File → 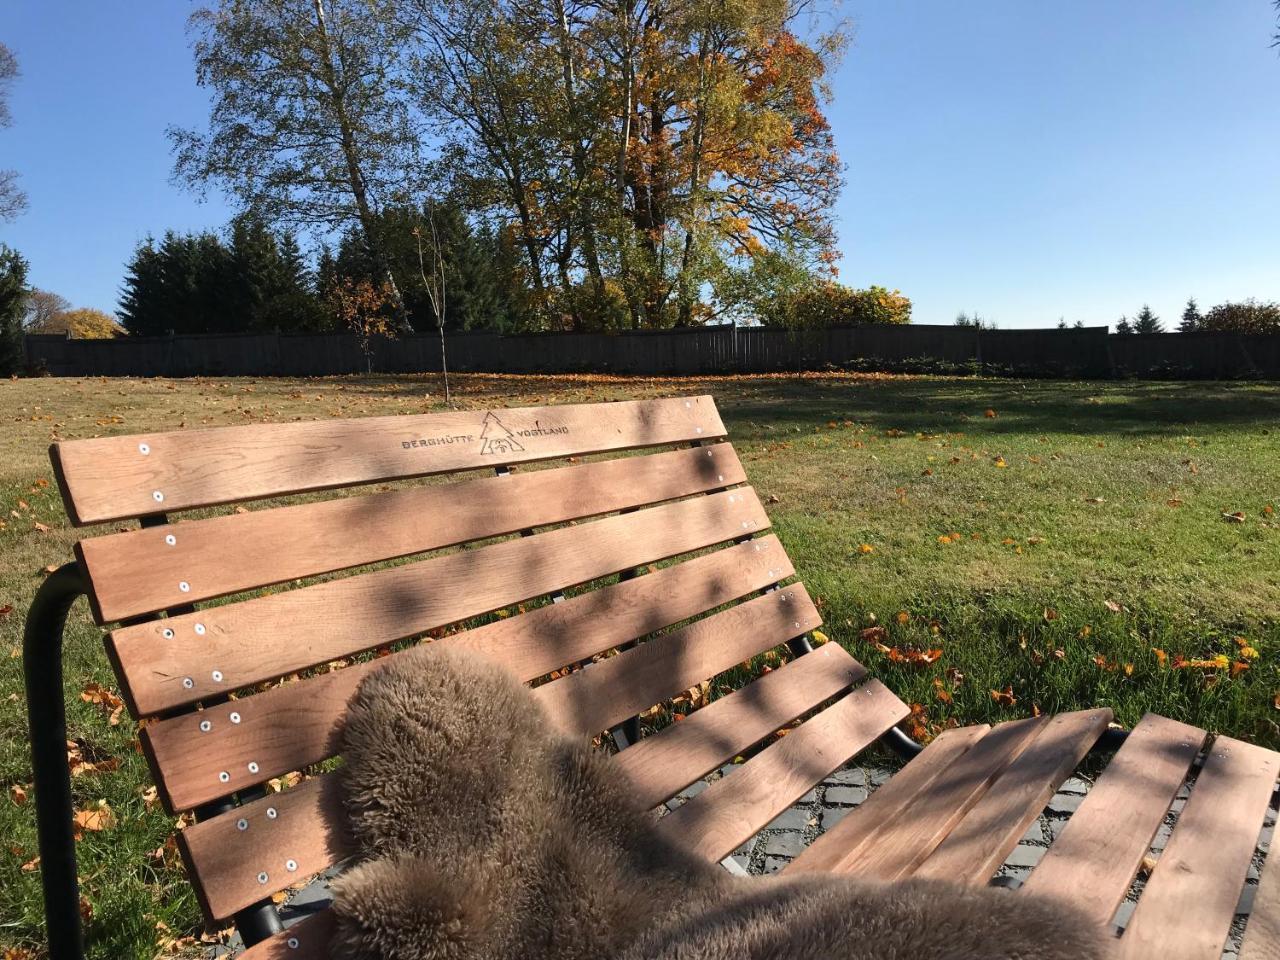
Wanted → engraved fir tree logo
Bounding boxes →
[479,412,525,456]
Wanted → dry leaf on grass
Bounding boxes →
[72,801,116,837]
[990,685,1017,707]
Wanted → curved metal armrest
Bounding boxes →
[23,561,89,960]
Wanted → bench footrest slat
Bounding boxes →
[912,708,1113,886]
[1020,712,1206,926]
[784,724,990,876]
[1118,736,1280,960]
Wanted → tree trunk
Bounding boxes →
[311,0,411,334]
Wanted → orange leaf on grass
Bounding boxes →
[990,685,1017,707]
[72,802,116,837]
[932,678,953,703]
[860,625,888,644]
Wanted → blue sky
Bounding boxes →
[1,1,1277,328]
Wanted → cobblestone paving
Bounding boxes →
[215,760,1277,958]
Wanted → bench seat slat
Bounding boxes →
[1019,712,1206,926]
[144,553,805,813]
[912,708,1113,885]
[532,585,820,738]
[236,913,335,960]
[784,724,991,876]
[177,776,351,924]
[1118,736,1280,960]
[655,680,910,863]
[80,444,747,622]
[181,644,877,923]
[54,396,725,525]
[613,644,873,810]
[111,487,770,717]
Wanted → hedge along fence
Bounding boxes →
[21,325,1280,379]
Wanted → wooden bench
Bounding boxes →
[21,395,1279,960]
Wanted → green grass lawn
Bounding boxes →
[1,372,1278,958]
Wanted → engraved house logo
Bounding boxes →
[479,412,525,456]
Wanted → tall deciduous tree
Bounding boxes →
[1202,299,1280,334]
[170,0,420,328]
[400,0,847,330]
[40,308,123,339]
[22,289,72,333]
[0,43,28,221]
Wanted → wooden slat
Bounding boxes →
[143,540,799,812]
[913,708,1112,885]
[1021,712,1206,926]
[655,680,909,862]
[1241,824,1280,960]
[532,585,820,737]
[79,444,747,622]
[181,645,874,922]
[236,913,334,960]
[836,715,1049,881]
[1119,736,1280,960]
[111,487,770,716]
[613,643,874,810]
[785,724,991,876]
[178,777,352,924]
[53,396,725,525]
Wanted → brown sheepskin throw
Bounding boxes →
[331,646,1114,960]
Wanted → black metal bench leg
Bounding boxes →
[23,561,89,960]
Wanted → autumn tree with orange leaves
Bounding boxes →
[400,0,848,330]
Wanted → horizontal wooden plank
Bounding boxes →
[237,912,334,960]
[839,716,1048,881]
[1119,736,1280,960]
[178,777,352,924]
[655,680,910,862]
[111,487,771,717]
[785,724,991,876]
[913,708,1113,885]
[79,443,747,622]
[532,585,820,737]
[1240,821,1280,960]
[1021,712,1206,926]
[612,643,874,810]
[53,395,726,525]
[142,537,796,812]
[182,646,884,924]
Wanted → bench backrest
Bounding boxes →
[52,395,902,953]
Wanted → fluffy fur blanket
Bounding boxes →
[331,646,1114,960]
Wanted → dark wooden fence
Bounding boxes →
[22,325,1280,379]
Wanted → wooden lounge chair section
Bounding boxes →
[31,394,1278,960]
